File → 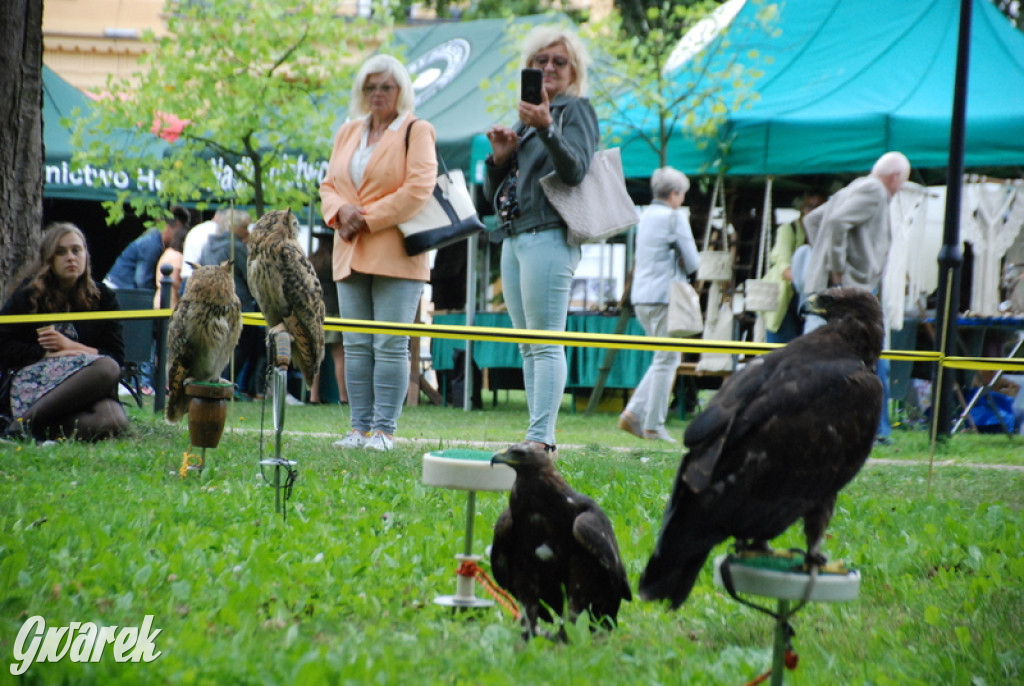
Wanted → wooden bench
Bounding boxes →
[675,361,736,419]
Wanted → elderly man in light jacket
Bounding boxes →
[804,152,911,293]
[803,151,911,443]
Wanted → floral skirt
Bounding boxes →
[10,354,103,418]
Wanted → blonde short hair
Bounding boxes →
[349,54,416,119]
[519,25,590,97]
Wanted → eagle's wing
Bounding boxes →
[573,509,632,601]
[165,301,198,423]
[681,339,871,492]
[278,240,325,383]
[490,508,515,592]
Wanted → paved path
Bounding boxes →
[230,428,1024,472]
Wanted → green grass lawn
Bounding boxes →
[1,393,1021,685]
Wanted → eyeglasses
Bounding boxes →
[363,84,397,95]
[531,55,570,69]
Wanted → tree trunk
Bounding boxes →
[0,0,44,303]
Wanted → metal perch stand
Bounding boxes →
[259,330,298,516]
[714,551,861,685]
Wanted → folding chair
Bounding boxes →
[113,288,157,408]
[952,330,1024,434]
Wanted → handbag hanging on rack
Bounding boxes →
[697,173,734,281]
[743,176,782,312]
[398,120,486,256]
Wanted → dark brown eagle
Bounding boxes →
[490,443,632,640]
[639,288,884,609]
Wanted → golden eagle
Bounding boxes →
[639,288,884,608]
[490,443,632,639]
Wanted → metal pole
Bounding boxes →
[932,0,972,440]
[771,599,789,686]
[154,263,172,413]
[463,491,476,556]
[463,232,479,411]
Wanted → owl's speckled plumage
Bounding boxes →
[247,209,325,384]
[165,263,243,423]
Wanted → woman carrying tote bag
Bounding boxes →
[618,167,699,443]
[319,54,437,453]
[482,25,600,458]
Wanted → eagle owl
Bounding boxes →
[247,209,325,384]
[165,263,243,423]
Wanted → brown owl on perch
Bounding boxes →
[247,209,325,384]
[165,263,243,423]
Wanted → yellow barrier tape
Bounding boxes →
[942,357,1024,372]
[1,310,1017,373]
[0,309,172,324]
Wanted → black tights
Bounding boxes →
[23,357,129,441]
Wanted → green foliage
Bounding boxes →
[584,1,778,172]
[0,396,1021,684]
[71,0,372,224]
[376,0,570,23]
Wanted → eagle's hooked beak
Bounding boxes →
[490,450,506,468]
[800,292,827,318]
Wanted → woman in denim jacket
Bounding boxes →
[484,26,600,457]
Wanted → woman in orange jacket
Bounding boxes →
[319,54,437,452]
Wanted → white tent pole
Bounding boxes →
[463,231,478,411]
[758,176,774,279]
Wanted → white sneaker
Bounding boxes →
[285,393,305,406]
[644,428,678,443]
[333,429,369,449]
[364,430,394,452]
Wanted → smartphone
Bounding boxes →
[521,68,543,105]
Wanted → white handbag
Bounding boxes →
[744,278,782,311]
[399,167,485,256]
[398,121,485,256]
[743,176,780,311]
[697,173,733,281]
[667,280,704,337]
[540,147,638,246]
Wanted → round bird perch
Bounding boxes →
[422,449,515,608]
[713,551,861,685]
[185,380,234,449]
[179,380,234,479]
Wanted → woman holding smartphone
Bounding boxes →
[484,26,599,457]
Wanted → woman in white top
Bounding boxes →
[618,167,700,442]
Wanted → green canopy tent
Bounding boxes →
[614,0,1024,178]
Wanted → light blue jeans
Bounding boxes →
[501,228,581,445]
[625,304,681,433]
[337,272,424,436]
[877,357,891,438]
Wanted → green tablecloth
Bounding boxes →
[430,312,653,389]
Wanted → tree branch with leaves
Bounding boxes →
[583,0,778,175]
[73,0,375,224]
